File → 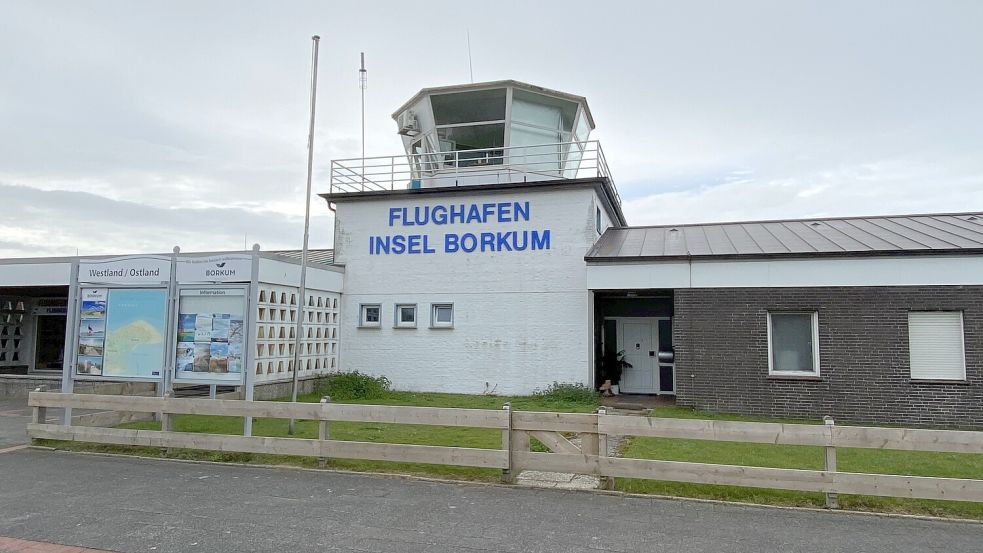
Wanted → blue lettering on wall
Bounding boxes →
[371,201,550,255]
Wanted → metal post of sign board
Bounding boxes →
[60,260,80,425]
[162,247,180,400]
[243,244,261,437]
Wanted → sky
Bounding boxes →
[1,0,982,258]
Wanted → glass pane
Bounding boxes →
[510,124,561,173]
[364,307,379,323]
[435,306,453,324]
[435,124,505,167]
[511,89,578,132]
[399,307,415,323]
[771,314,815,372]
[573,109,591,142]
[658,319,672,351]
[431,89,507,125]
[562,141,583,178]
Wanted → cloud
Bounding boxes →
[0,183,333,258]
[621,156,983,226]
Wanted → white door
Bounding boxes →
[617,319,658,394]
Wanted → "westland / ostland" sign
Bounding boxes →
[369,201,550,255]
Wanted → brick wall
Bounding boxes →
[673,286,983,429]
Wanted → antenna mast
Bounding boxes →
[466,30,474,83]
[359,52,367,183]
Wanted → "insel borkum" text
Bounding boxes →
[370,201,550,255]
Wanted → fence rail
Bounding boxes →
[26,392,983,505]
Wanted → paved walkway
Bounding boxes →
[0,398,46,449]
[1,449,980,552]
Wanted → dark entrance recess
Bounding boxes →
[34,314,66,371]
[593,290,674,393]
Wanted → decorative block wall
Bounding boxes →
[254,284,339,383]
[0,298,29,371]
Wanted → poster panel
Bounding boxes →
[75,287,167,379]
[173,287,246,384]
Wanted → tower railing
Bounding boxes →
[327,140,620,206]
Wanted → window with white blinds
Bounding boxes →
[908,311,966,380]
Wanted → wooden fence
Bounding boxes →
[26,392,983,506]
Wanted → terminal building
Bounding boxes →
[3,79,982,428]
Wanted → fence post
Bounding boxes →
[31,386,46,425]
[161,391,174,455]
[500,402,513,483]
[597,407,615,490]
[824,416,838,509]
[318,396,331,469]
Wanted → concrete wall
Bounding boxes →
[673,286,983,429]
[251,376,321,400]
[0,374,156,399]
[333,184,610,395]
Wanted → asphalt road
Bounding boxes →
[1,449,981,552]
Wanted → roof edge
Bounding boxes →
[619,210,983,231]
[585,248,983,263]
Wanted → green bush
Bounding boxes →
[315,371,391,400]
[532,381,598,404]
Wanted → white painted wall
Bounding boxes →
[334,185,612,394]
[0,261,72,286]
[586,254,983,289]
[257,257,343,292]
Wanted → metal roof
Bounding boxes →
[269,249,335,265]
[586,212,983,261]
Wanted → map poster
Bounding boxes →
[101,288,167,379]
[174,287,246,384]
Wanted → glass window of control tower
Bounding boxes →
[430,88,507,167]
[510,90,579,174]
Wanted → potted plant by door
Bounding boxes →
[599,350,632,396]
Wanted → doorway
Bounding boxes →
[34,314,66,371]
[606,317,675,395]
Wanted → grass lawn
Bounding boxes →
[37,389,598,482]
[618,405,983,520]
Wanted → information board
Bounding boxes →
[173,287,246,384]
[76,287,167,379]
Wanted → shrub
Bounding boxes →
[532,381,598,404]
[315,371,391,400]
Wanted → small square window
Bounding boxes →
[395,304,417,328]
[431,303,454,328]
[768,312,819,375]
[359,304,381,328]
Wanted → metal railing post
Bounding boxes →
[824,416,838,509]
[318,395,331,468]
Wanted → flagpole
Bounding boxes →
[288,34,320,435]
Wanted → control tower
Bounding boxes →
[328,80,609,192]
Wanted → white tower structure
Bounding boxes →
[391,80,596,188]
